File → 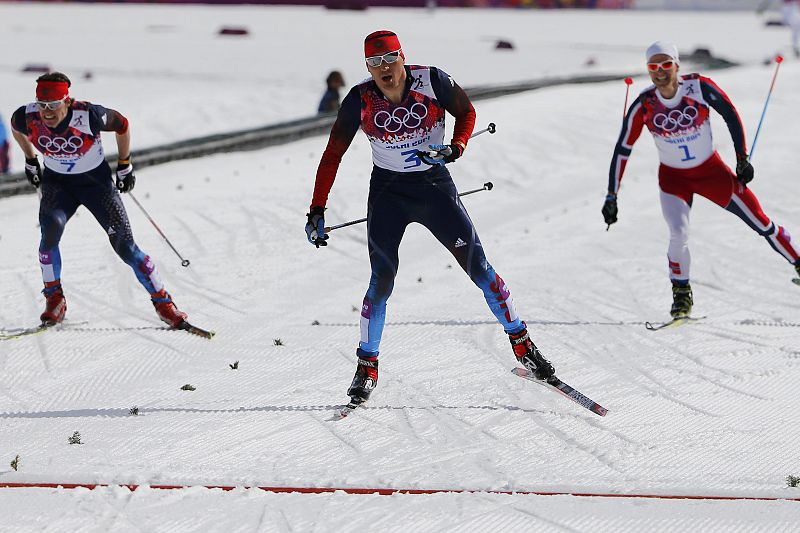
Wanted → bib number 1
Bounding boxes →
[678,144,696,162]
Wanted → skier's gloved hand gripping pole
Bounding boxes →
[604,78,632,232]
[126,192,191,267]
[731,55,782,188]
[309,123,497,242]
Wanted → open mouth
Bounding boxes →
[381,74,393,84]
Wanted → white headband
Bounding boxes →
[646,41,679,63]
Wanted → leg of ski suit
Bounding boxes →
[38,164,165,293]
[358,166,523,356]
[658,152,799,282]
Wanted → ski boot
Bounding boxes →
[347,352,379,405]
[41,281,66,326]
[508,323,555,380]
[670,280,693,319]
[151,289,188,328]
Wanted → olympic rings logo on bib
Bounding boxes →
[38,135,85,154]
[653,106,699,133]
[374,103,428,133]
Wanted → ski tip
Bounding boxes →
[330,402,360,421]
[177,321,216,339]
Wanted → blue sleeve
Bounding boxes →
[88,104,108,135]
[334,86,361,137]
[700,77,747,156]
[11,106,28,135]
[429,67,469,114]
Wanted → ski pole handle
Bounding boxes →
[324,181,494,233]
[128,192,191,267]
[622,77,633,120]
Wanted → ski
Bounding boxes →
[330,401,362,421]
[511,367,608,417]
[177,321,215,339]
[644,315,706,331]
[0,320,89,341]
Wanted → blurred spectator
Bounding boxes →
[318,71,345,114]
[0,113,9,174]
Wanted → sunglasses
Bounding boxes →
[646,60,676,72]
[366,50,401,68]
[36,98,67,111]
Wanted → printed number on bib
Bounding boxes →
[678,144,696,162]
[401,148,422,169]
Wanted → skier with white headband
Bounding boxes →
[603,41,800,321]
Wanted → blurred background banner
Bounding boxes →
[0,0,636,8]
[0,0,772,8]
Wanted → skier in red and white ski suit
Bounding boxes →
[603,41,800,318]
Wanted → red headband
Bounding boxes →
[36,81,69,101]
[365,30,402,57]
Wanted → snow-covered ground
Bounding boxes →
[2,3,800,532]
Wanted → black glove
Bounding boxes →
[25,157,42,188]
[116,159,136,193]
[417,143,463,166]
[736,154,754,185]
[305,206,328,248]
[602,194,618,226]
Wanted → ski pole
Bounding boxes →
[622,77,633,120]
[325,182,494,233]
[750,55,783,160]
[127,192,191,267]
[472,122,496,138]
[606,78,634,233]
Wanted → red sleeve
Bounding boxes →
[310,87,361,208]
[450,95,476,150]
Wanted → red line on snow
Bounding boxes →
[0,483,798,501]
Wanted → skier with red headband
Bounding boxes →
[306,30,556,409]
[603,42,800,322]
[10,72,191,329]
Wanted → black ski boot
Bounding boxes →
[670,280,693,318]
[347,356,378,405]
[508,324,555,380]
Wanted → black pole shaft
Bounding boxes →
[128,193,191,267]
[326,181,493,233]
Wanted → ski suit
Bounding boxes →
[608,74,799,282]
[311,65,523,357]
[11,102,164,294]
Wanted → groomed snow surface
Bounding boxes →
[1,4,800,532]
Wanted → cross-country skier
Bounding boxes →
[782,0,800,56]
[306,30,555,407]
[603,41,800,319]
[10,72,190,328]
